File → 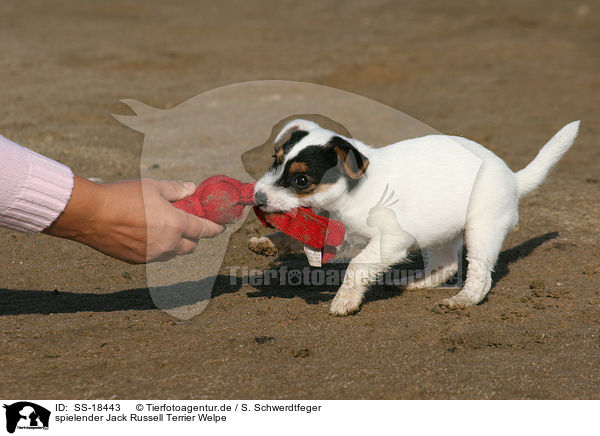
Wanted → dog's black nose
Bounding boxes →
[254,190,268,206]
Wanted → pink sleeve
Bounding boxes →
[0,135,74,233]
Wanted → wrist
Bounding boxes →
[43,175,108,243]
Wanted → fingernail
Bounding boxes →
[183,181,196,192]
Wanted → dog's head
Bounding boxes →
[254,119,370,212]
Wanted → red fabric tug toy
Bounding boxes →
[172,175,345,264]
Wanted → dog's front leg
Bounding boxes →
[248,231,303,256]
[330,237,409,316]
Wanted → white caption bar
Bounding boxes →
[0,400,597,435]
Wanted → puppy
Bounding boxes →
[252,119,580,315]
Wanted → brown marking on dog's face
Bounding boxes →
[276,144,341,198]
[286,160,317,197]
[275,148,285,165]
[289,161,309,174]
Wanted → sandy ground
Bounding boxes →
[1,0,599,399]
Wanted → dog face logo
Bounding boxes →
[3,402,50,434]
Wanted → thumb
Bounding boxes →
[154,180,197,202]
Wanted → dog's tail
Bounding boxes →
[515,121,580,198]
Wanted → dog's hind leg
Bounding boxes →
[440,210,517,309]
[406,235,462,290]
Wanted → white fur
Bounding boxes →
[255,120,580,315]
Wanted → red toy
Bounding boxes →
[172,175,345,264]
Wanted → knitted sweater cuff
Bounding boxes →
[0,135,74,233]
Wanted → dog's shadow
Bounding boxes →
[0,275,242,316]
[0,233,558,316]
[247,232,559,305]
[492,231,558,285]
[246,254,424,305]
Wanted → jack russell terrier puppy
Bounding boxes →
[251,119,580,315]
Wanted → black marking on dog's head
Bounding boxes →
[275,136,369,195]
[272,130,308,168]
[275,145,339,195]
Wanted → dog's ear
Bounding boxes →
[330,136,369,179]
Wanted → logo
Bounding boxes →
[3,402,50,434]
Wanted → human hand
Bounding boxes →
[44,176,224,263]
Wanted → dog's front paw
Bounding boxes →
[329,290,362,316]
[438,294,476,310]
[248,236,278,256]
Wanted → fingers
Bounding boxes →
[147,215,223,262]
[175,237,198,256]
[149,232,208,263]
[143,179,225,263]
[147,237,198,263]
[152,179,197,202]
[180,212,225,240]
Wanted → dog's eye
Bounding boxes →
[294,174,310,189]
